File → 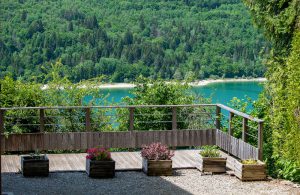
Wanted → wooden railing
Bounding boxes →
[0,104,263,160]
[216,104,264,160]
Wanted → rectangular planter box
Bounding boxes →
[86,159,115,178]
[234,160,267,181]
[199,155,227,173]
[21,155,49,177]
[142,158,172,176]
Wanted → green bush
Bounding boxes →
[117,77,212,131]
[199,145,221,158]
[276,159,300,182]
[0,61,111,133]
[243,0,300,183]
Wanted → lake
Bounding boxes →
[100,81,264,106]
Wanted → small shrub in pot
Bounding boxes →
[199,146,226,173]
[21,150,49,177]
[235,159,267,181]
[141,142,174,176]
[86,147,115,178]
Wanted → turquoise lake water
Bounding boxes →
[100,81,264,106]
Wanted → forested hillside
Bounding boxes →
[0,0,267,82]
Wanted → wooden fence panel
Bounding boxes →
[1,136,5,153]
[133,129,215,148]
[97,132,132,148]
[1,129,258,160]
[1,129,216,152]
[215,129,258,160]
[1,134,44,151]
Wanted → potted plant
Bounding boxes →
[86,147,115,178]
[199,145,226,173]
[141,142,174,176]
[21,150,49,177]
[234,159,266,181]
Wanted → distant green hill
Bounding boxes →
[0,0,268,83]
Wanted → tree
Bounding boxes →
[173,69,183,80]
[27,20,44,38]
[67,21,74,31]
[139,15,145,30]
[84,15,99,29]
[21,10,27,21]
[117,78,211,131]
[243,0,300,181]
[123,30,133,45]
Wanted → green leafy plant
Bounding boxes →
[276,159,300,183]
[241,159,258,165]
[243,0,300,183]
[199,145,221,157]
[28,149,46,160]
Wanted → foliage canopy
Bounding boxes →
[242,0,300,182]
[0,0,267,82]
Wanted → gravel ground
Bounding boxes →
[3,170,300,195]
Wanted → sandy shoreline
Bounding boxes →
[98,83,135,89]
[41,78,267,90]
[98,78,267,89]
[189,77,267,87]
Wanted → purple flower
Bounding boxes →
[141,142,174,160]
[86,147,112,161]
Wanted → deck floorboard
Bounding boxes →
[1,150,208,173]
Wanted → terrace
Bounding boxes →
[0,104,298,194]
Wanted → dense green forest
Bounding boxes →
[0,0,267,82]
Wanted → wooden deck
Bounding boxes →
[1,150,211,173]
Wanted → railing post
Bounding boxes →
[39,109,45,133]
[0,109,4,175]
[242,118,248,142]
[228,112,234,135]
[258,121,263,160]
[129,107,134,131]
[129,107,135,150]
[85,107,91,131]
[215,105,221,129]
[172,107,177,130]
[0,109,2,195]
[0,110,4,134]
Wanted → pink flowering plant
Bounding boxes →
[86,147,112,161]
[141,142,174,160]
